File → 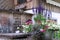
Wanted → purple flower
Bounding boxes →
[37,5,44,13]
[32,7,35,13]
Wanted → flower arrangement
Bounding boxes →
[23,19,33,33]
[33,14,51,40]
[33,14,60,40]
[34,14,46,22]
[34,14,60,32]
[47,23,60,31]
[34,14,48,32]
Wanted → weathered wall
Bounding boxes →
[0,11,32,25]
[5,0,60,13]
[0,12,14,26]
[26,0,38,9]
[21,14,32,24]
[13,14,32,24]
[0,0,14,9]
[42,3,60,13]
[26,0,60,13]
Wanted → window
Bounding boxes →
[18,0,27,4]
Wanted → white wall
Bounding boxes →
[52,12,60,24]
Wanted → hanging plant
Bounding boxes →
[34,14,47,32]
[34,14,46,22]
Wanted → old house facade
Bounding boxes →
[0,0,60,33]
[0,0,33,33]
[0,0,34,25]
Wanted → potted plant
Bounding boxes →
[32,14,53,40]
[34,14,46,22]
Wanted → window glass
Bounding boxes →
[18,0,27,4]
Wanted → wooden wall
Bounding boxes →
[26,0,38,9]
[0,11,32,25]
[42,2,60,13]
[2,0,59,13]
[0,0,14,9]
[13,14,32,24]
[26,0,60,13]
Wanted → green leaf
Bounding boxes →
[34,14,46,22]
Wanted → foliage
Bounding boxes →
[34,14,46,22]
[47,23,60,30]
